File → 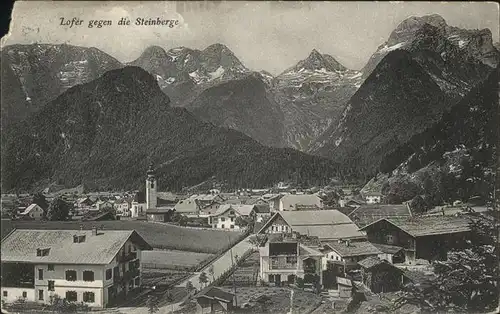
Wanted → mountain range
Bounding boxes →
[1,14,498,199]
[1,66,343,192]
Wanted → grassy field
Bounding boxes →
[10,220,243,253]
[142,268,192,287]
[142,249,213,270]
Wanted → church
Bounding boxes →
[130,164,174,222]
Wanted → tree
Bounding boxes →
[208,264,215,282]
[199,272,208,288]
[248,234,266,249]
[32,192,49,216]
[185,280,195,296]
[46,197,71,221]
[235,216,252,228]
[146,295,159,314]
[396,215,498,312]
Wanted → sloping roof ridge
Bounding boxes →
[359,218,417,237]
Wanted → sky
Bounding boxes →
[2,1,499,75]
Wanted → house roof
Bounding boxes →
[195,286,234,303]
[1,229,152,265]
[280,194,322,209]
[258,210,366,240]
[349,204,412,227]
[295,204,320,211]
[358,256,396,270]
[360,216,472,238]
[298,244,323,257]
[254,204,270,214]
[174,198,200,213]
[371,243,404,254]
[20,204,43,215]
[209,204,255,217]
[324,241,382,257]
[146,206,174,214]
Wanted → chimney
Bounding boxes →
[91,226,98,236]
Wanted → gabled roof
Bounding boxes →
[280,194,322,209]
[349,204,412,227]
[360,216,472,238]
[195,286,234,303]
[20,204,43,215]
[358,256,395,270]
[209,204,255,217]
[324,241,382,257]
[1,229,152,264]
[371,243,404,254]
[258,210,366,240]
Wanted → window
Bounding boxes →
[22,291,27,298]
[221,217,225,222]
[38,290,44,301]
[66,291,77,302]
[73,235,86,243]
[230,217,234,222]
[48,281,55,291]
[221,224,225,229]
[83,292,95,303]
[38,269,43,280]
[106,269,112,280]
[151,183,154,189]
[230,225,235,229]
[2,291,7,297]
[36,248,50,256]
[386,234,394,244]
[48,264,55,271]
[83,271,94,282]
[65,270,77,281]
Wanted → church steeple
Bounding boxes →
[146,163,157,210]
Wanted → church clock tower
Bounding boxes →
[146,163,157,210]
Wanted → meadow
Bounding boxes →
[142,249,213,270]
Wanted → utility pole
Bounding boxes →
[228,235,238,307]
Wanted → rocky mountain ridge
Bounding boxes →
[1,43,123,128]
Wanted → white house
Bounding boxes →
[1,228,152,308]
[18,204,44,220]
[96,200,114,212]
[363,192,383,204]
[278,194,323,211]
[207,204,256,230]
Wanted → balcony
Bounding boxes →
[117,251,137,263]
[270,263,297,270]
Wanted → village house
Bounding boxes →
[362,191,383,204]
[207,204,256,230]
[258,210,366,242]
[359,216,472,264]
[114,198,132,217]
[18,204,44,220]
[254,204,271,222]
[279,194,323,211]
[130,191,146,218]
[1,228,152,308]
[260,194,283,213]
[358,256,404,293]
[259,238,324,287]
[195,286,235,314]
[146,207,174,223]
[96,200,114,212]
[322,240,382,274]
[349,204,413,228]
[175,194,224,215]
